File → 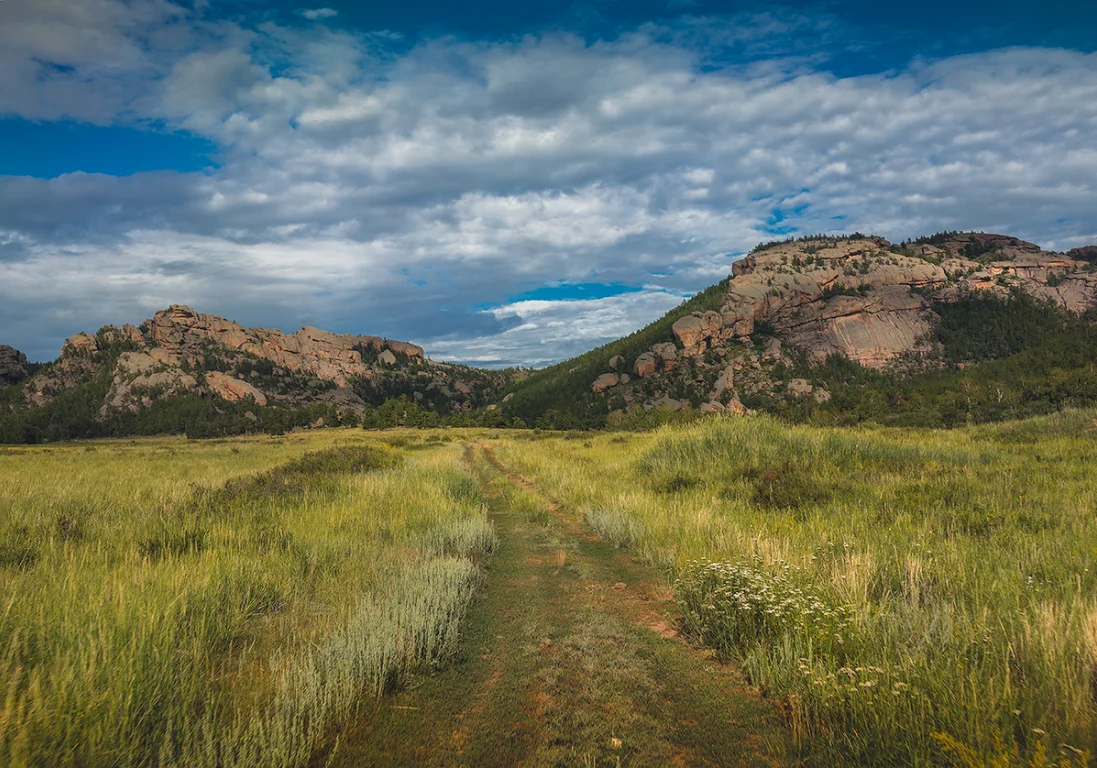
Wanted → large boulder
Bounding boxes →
[591,373,620,393]
[0,346,28,385]
[672,311,723,355]
[62,333,98,356]
[206,371,268,406]
[633,352,657,378]
[608,354,624,371]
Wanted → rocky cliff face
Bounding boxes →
[21,305,507,420]
[0,346,28,386]
[584,232,1097,414]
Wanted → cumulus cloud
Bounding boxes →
[300,8,339,20]
[0,7,1095,363]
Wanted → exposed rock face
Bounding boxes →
[206,371,268,406]
[101,352,199,415]
[22,305,445,420]
[149,305,423,387]
[0,346,28,385]
[591,373,619,393]
[633,352,657,378]
[664,233,1097,370]
[583,231,1097,415]
[671,312,724,356]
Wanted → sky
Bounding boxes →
[1,1,1095,366]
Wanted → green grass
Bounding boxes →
[491,411,1097,766]
[7,413,1097,766]
[0,429,497,767]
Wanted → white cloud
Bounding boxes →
[300,8,339,21]
[0,11,1096,363]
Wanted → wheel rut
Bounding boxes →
[323,442,790,767]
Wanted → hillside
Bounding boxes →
[0,305,518,442]
[499,232,1097,427]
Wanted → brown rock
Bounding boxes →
[671,311,722,355]
[206,371,268,406]
[652,342,678,362]
[789,378,813,396]
[608,354,624,371]
[592,373,620,393]
[634,352,657,378]
[725,396,747,415]
[63,332,98,356]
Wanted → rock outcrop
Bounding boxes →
[584,231,1097,416]
[206,371,268,406]
[665,233,1097,370]
[19,305,484,421]
[148,305,423,388]
[591,373,619,393]
[0,346,28,385]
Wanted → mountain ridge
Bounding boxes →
[4,230,1097,439]
[496,231,1097,428]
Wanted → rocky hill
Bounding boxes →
[1,305,518,441]
[0,346,28,386]
[499,232,1097,427]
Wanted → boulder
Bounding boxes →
[619,373,630,384]
[712,365,735,395]
[725,396,747,415]
[378,349,398,366]
[63,332,98,356]
[385,340,425,359]
[634,352,657,378]
[672,311,723,355]
[206,371,268,406]
[592,373,620,393]
[653,396,683,411]
[0,346,28,385]
[608,354,624,371]
[652,342,678,362]
[789,378,814,396]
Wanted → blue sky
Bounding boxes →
[1,0,1095,366]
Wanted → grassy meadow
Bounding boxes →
[0,430,496,767]
[492,411,1097,766]
[3,412,1097,766]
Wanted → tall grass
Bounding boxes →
[493,412,1097,766]
[0,430,496,767]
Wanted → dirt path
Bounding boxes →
[325,443,789,767]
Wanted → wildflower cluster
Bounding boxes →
[676,558,854,658]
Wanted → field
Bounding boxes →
[2,413,1097,766]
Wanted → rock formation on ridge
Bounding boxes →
[565,232,1097,417]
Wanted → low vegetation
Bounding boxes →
[4,409,1097,765]
[493,412,1097,766]
[497,277,732,428]
[0,431,496,767]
